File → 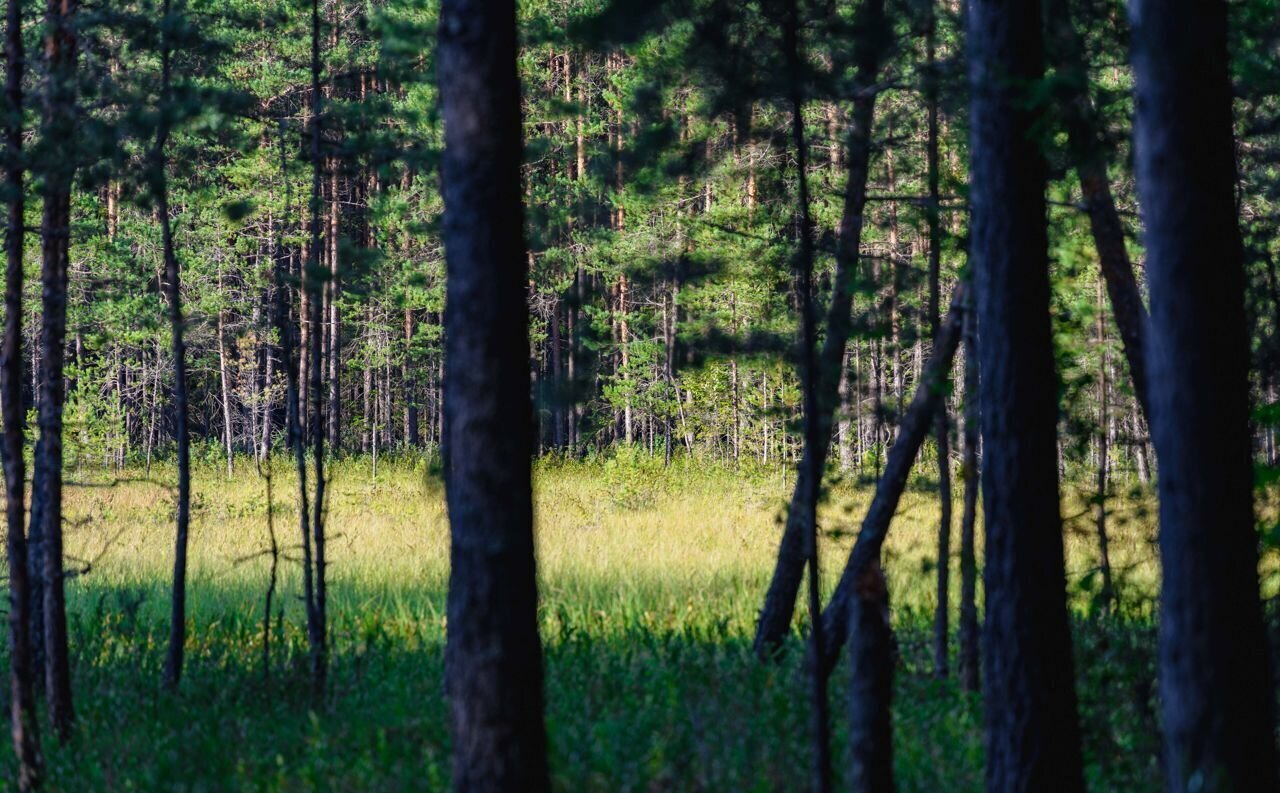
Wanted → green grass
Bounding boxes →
[16,452,1167,791]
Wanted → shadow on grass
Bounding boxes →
[7,578,1162,792]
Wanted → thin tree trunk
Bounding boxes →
[1094,280,1114,615]
[438,0,551,786]
[924,0,952,679]
[33,0,78,743]
[305,0,327,698]
[753,0,888,659]
[154,0,192,690]
[968,0,1084,785]
[957,290,980,693]
[1045,0,1152,421]
[816,285,966,673]
[783,0,830,786]
[1129,0,1280,787]
[2,0,41,781]
[218,307,234,477]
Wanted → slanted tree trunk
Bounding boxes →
[154,0,191,691]
[968,0,1084,786]
[753,0,888,658]
[2,0,41,783]
[32,0,78,743]
[1129,0,1280,788]
[1045,0,1151,421]
[817,286,966,672]
[438,0,551,789]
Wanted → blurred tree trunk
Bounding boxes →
[818,286,966,672]
[957,290,980,693]
[1129,0,1280,788]
[923,0,952,679]
[33,0,78,743]
[847,562,893,793]
[1045,0,1151,421]
[3,0,42,783]
[968,0,1084,786]
[753,0,888,659]
[438,0,551,788]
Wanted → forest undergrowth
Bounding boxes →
[7,453,1188,790]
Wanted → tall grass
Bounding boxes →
[14,452,1165,790]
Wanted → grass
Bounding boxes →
[14,451,1169,790]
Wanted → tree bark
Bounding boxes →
[846,562,893,793]
[2,0,41,782]
[1129,0,1280,788]
[154,0,192,691]
[33,0,78,743]
[438,0,551,789]
[968,0,1084,786]
[753,0,888,658]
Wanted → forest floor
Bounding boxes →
[22,452,1168,791]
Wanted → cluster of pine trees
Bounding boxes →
[0,0,1278,789]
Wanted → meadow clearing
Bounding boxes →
[24,452,1168,791]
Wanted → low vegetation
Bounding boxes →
[18,455,1171,791]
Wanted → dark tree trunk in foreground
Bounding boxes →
[817,285,966,674]
[968,0,1083,787]
[33,0,78,743]
[2,0,41,784]
[438,0,550,790]
[847,562,893,793]
[156,0,192,692]
[957,293,980,693]
[1129,0,1279,788]
[1045,0,1152,422]
[754,0,887,659]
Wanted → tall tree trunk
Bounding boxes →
[924,0,952,679]
[404,308,420,447]
[1094,280,1114,615]
[304,0,328,698]
[154,0,192,691]
[783,0,830,787]
[1045,0,1152,421]
[753,0,888,659]
[217,299,234,477]
[1129,0,1280,788]
[968,0,1084,786]
[438,0,551,788]
[2,0,41,782]
[957,291,980,693]
[33,0,78,743]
